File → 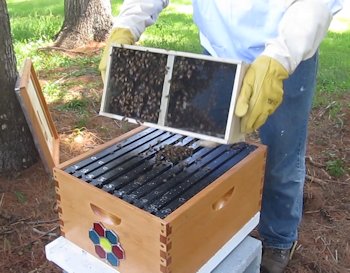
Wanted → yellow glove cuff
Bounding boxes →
[99,28,135,83]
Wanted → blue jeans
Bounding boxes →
[202,50,318,249]
[259,53,318,249]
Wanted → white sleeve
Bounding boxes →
[262,0,343,74]
[113,0,169,41]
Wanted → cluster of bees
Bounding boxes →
[106,47,232,138]
[166,57,220,135]
[155,145,194,164]
[107,47,168,123]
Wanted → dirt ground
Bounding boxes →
[0,50,349,272]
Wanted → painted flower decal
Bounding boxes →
[89,222,125,266]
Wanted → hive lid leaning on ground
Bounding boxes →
[100,44,248,145]
[15,58,60,174]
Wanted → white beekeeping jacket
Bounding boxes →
[114,0,343,73]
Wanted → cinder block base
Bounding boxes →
[49,236,261,273]
[46,236,118,273]
[212,236,262,273]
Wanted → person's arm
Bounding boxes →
[114,0,169,41]
[263,0,343,73]
[235,0,343,133]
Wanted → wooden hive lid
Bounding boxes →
[15,58,59,174]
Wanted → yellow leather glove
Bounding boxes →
[235,56,289,133]
[99,28,135,84]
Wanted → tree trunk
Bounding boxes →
[54,0,113,49]
[0,0,38,173]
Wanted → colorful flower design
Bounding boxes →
[89,222,125,266]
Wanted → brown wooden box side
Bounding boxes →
[164,145,266,273]
[54,169,167,273]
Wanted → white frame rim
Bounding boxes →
[100,44,247,144]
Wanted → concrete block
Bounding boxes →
[48,235,261,273]
[212,236,262,273]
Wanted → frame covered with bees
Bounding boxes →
[100,44,248,144]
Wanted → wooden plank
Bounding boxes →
[54,168,165,273]
[163,145,266,273]
[15,58,59,174]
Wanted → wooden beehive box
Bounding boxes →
[54,126,266,273]
[100,45,248,144]
[16,59,266,273]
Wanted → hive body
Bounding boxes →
[54,127,266,273]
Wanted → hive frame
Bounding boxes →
[100,44,248,144]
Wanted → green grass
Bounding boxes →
[14,191,27,204]
[141,10,201,53]
[6,0,349,170]
[7,0,64,70]
[42,80,64,103]
[56,98,89,113]
[314,6,350,106]
[326,158,347,177]
[315,31,350,106]
[74,117,89,130]
[7,0,200,70]
[8,0,63,43]
[140,1,200,53]
[6,0,350,106]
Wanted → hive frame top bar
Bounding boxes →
[109,43,244,65]
[100,44,247,144]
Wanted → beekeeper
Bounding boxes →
[99,1,343,272]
